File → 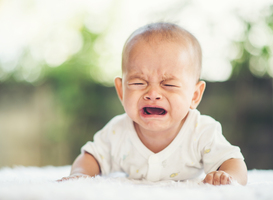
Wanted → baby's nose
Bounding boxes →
[144,86,162,101]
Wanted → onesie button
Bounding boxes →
[149,155,160,164]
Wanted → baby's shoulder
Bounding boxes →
[188,109,222,141]
[107,113,130,130]
[189,109,221,129]
[98,113,131,138]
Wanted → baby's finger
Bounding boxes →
[57,176,78,182]
[213,171,221,185]
[203,172,214,184]
[57,177,69,182]
[220,173,229,185]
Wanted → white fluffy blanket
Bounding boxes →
[0,166,272,200]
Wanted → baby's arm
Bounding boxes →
[203,158,247,185]
[58,152,100,181]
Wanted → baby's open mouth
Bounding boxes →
[143,107,167,115]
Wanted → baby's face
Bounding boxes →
[115,37,204,133]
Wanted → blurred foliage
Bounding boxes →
[231,6,273,80]
[41,27,124,160]
[0,26,124,163]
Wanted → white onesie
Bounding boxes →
[81,109,244,181]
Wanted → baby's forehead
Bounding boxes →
[124,50,195,83]
[123,36,194,70]
[123,31,196,62]
[124,33,190,59]
[122,23,202,79]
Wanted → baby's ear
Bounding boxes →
[114,77,123,102]
[190,81,206,109]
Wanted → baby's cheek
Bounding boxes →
[170,102,188,118]
[122,94,132,108]
[123,100,137,118]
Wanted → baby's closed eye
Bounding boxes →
[131,83,145,85]
[163,84,177,87]
[161,81,181,88]
[127,78,147,88]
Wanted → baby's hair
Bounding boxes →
[122,22,202,80]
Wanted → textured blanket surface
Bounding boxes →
[0,166,272,200]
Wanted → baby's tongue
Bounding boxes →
[146,107,165,115]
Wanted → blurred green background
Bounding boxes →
[0,0,272,169]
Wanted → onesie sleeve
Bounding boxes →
[197,119,244,174]
[81,122,113,175]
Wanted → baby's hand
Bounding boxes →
[203,170,233,185]
[57,174,91,182]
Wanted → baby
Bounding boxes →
[60,22,247,185]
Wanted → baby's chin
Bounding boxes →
[134,119,174,133]
[133,112,187,135]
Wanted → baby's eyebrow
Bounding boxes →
[127,73,146,80]
[162,75,179,81]
[127,74,180,82]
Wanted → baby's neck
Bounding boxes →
[134,119,185,153]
